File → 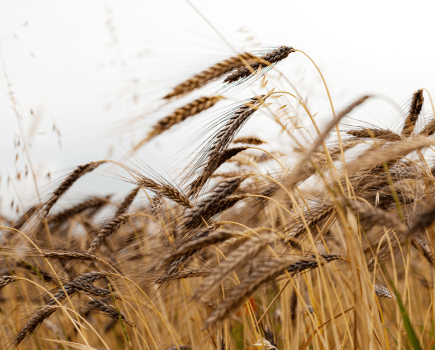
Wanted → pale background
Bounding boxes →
[1,0,434,216]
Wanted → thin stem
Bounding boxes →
[184,0,235,52]
[294,50,336,117]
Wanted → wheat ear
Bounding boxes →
[232,136,266,145]
[138,96,224,147]
[47,195,111,224]
[224,46,294,83]
[164,53,255,99]
[13,305,60,347]
[192,236,275,300]
[203,254,341,328]
[374,285,395,299]
[154,268,213,284]
[14,271,106,346]
[187,147,248,196]
[159,230,236,268]
[345,136,435,173]
[401,89,424,136]
[419,119,435,136]
[188,95,267,197]
[41,251,107,264]
[87,213,133,254]
[115,186,140,217]
[0,275,18,291]
[346,200,408,233]
[184,177,245,229]
[347,128,401,141]
[43,161,105,218]
[285,204,335,243]
[137,175,192,208]
[86,298,134,328]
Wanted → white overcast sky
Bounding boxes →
[0,0,435,214]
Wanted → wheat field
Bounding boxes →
[1,40,435,350]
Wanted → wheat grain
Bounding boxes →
[45,271,107,305]
[285,204,335,244]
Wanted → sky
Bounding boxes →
[0,0,434,216]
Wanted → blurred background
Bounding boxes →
[1,0,434,216]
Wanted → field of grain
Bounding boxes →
[1,28,435,350]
